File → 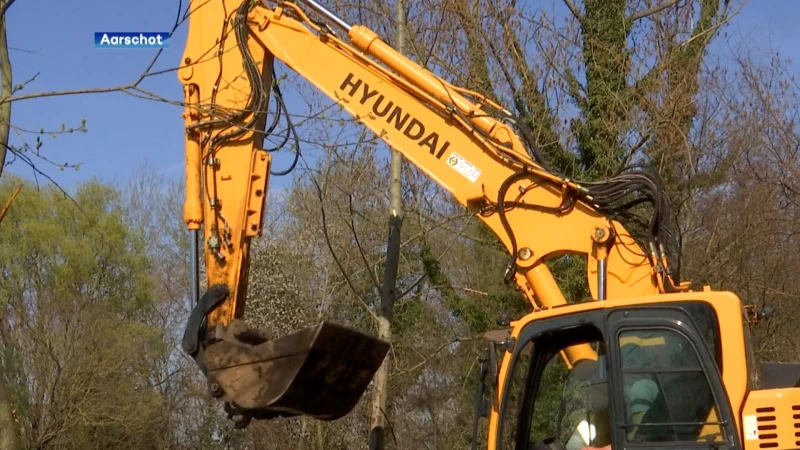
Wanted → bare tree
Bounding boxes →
[369,2,406,449]
[0,0,14,179]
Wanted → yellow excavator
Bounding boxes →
[177,1,800,448]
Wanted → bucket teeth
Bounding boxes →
[202,320,389,425]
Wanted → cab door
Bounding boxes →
[605,304,741,449]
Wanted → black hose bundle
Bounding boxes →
[205,1,301,175]
[503,114,680,282]
[580,169,674,252]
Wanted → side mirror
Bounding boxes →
[744,303,775,324]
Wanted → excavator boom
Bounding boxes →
[177,0,696,437]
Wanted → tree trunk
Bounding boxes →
[369,315,392,450]
[0,3,12,179]
[369,3,404,449]
[0,7,19,442]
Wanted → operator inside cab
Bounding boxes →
[519,338,664,450]
[572,327,712,450]
[571,337,661,450]
[506,308,722,450]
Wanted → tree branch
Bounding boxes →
[0,182,20,223]
[346,194,381,291]
[629,0,682,22]
[562,0,582,21]
[0,0,191,107]
[392,335,480,376]
[3,144,86,217]
[305,165,380,323]
[1,84,134,104]
[0,0,196,182]
[0,4,11,179]
[486,1,573,171]
[0,0,15,18]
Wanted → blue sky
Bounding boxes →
[4,0,190,187]
[2,0,799,191]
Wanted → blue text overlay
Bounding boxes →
[95,32,170,49]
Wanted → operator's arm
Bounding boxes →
[624,378,659,439]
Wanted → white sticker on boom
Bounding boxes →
[743,415,758,440]
[446,152,481,182]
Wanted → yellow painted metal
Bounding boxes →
[486,290,751,449]
[179,0,274,325]
[182,84,202,230]
[741,388,800,449]
[175,2,784,448]
[180,0,663,333]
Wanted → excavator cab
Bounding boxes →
[492,292,744,450]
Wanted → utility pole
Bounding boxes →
[369,1,404,449]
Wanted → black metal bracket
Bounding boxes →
[181,284,230,372]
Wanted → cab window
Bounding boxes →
[618,328,726,444]
[498,324,608,450]
[675,301,723,371]
[531,350,611,449]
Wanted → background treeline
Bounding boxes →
[2,0,800,448]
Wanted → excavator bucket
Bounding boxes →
[201,319,389,426]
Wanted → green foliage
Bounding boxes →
[421,242,490,334]
[573,0,631,179]
[545,255,591,303]
[393,294,427,337]
[0,177,153,310]
[0,176,168,449]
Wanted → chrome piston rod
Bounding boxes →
[297,0,352,31]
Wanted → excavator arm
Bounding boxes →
[178,0,687,428]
